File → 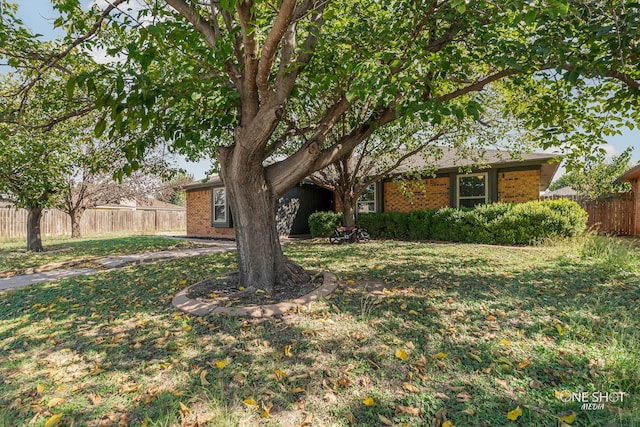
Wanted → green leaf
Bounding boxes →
[94,116,106,138]
[66,77,76,99]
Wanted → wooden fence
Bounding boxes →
[579,195,635,236]
[0,208,186,239]
[542,193,635,235]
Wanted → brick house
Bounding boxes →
[361,148,561,214]
[185,148,560,238]
[620,164,640,236]
[185,178,332,238]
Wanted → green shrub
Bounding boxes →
[355,200,588,245]
[308,211,343,238]
[544,198,588,236]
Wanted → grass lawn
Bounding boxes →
[0,237,639,426]
[0,235,206,273]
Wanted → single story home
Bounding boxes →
[619,164,640,236]
[185,148,561,238]
[541,186,578,199]
[185,178,333,238]
[354,148,560,214]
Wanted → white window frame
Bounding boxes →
[357,183,377,214]
[212,187,227,225]
[457,173,488,208]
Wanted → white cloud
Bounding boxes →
[600,144,618,160]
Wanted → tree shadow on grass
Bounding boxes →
[0,242,639,426]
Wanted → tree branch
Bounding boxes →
[438,69,519,102]
[256,0,297,97]
[165,0,219,50]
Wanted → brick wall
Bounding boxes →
[498,170,540,203]
[384,177,450,212]
[186,188,234,237]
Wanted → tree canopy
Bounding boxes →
[2,0,639,291]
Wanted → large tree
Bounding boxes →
[3,0,639,293]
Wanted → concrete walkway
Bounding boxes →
[0,242,237,292]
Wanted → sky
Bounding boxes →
[6,0,640,181]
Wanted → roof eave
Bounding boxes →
[620,164,640,182]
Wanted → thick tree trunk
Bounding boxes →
[69,207,85,238]
[219,147,310,295]
[340,195,357,227]
[27,206,44,252]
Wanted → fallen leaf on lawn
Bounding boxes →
[435,392,451,400]
[507,406,522,421]
[529,380,542,389]
[433,352,448,359]
[378,414,393,425]
[299,413,314,427]
[215,360,228,370]
[556,324,565,335]
[182,324,192,331]
[469,353,482,363]
[496,356,513,367]
[558,410,577,424]
[274,369,288,380]
[457,392,472,403]
[291,387,305,394]
[499,339,511,346]
[408,309,419,315]
[395,348,409,361]
[243,398,259,407]
[44,414,63,427]
[518,359,531,370]
[200,369,210,386]
[442,421,455,427]
[284,345,292,357]
[179,280,187,286]
[262,402,272,418]
[36,384,45,394]
[402,382,420,393]
[344,412,355,424]
[88,394,102,405]
[460,408,475,415]
[119,383,139,394]
[396,405,421,416]
[363,396,377,406]
[47,398,65,408]
[487,315,497,321]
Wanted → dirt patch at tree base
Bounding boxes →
[172,272,338,317]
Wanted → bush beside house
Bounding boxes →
[308,211,343,237]
[311,199,587,245]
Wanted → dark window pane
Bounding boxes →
[459,175,486,197]
[214,205,226,222]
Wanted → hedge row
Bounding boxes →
[310,199,588,245]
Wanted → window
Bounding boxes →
[357,184,376,213]
[212,188,227,224]
[458,173,488,208]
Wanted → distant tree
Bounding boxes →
[155,171,194,207]
[0,124,74,251]
[550,147,634,199]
